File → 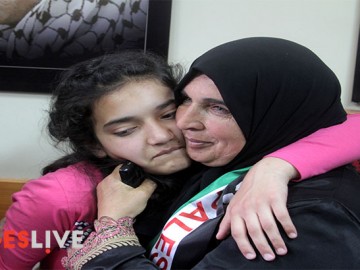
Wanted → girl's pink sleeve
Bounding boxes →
[0,174,71,269]
[267,114,360,180]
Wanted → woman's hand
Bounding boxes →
[216,157,299,261]
[97,164,157,219]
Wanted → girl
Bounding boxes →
[0,51,191,269]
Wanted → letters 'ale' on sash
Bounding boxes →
[149,167,250,270]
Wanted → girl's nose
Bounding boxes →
[146,122,174,145]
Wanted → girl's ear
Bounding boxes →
[92,144,107,158]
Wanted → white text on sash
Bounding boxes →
[150,187,224,270]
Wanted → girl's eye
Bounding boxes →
[162,111,176,120]
[115,127,137,137]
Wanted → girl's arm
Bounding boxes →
[0,177,67,269]
[268,113,360,179]
[218,113,360,261]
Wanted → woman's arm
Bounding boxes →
[63,216,157,270]
[217,114,360,261]
[63,165,157,270]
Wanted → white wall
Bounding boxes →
[1,0,359,179]
[0,93,63,178]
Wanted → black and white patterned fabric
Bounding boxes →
[0,0,148,66]
[63,220,94,249]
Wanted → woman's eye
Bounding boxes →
[210,105,230,115]
[115,127,137,137]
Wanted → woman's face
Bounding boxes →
[92,79,192,175]
[176,74,246,167]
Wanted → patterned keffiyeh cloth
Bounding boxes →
[0,0,147,65]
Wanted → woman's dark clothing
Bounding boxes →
[85,165,360,269]
[82,37,360,269]
[194,166,360,269]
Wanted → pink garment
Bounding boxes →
[268,114,360,180]
[0,162,103,270]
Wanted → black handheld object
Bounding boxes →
[119,161,146,188]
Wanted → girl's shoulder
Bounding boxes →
[7,162,102,227]
[46,161,103,186]
[16,162,103,204]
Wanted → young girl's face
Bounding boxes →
[92,79,192,175]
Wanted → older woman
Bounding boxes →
[64,38,360,269]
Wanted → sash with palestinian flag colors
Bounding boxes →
[149,167,250,270]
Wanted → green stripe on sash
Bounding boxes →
[148,167,251,250]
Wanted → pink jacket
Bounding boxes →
[0,162,103,269]
[269,114,360,179]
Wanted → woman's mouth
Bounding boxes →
[185,137,212,148]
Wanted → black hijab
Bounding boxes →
[174,37,346,195]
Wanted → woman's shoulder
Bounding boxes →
[288,166,360,213]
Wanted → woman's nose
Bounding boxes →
[176,104,204,131]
